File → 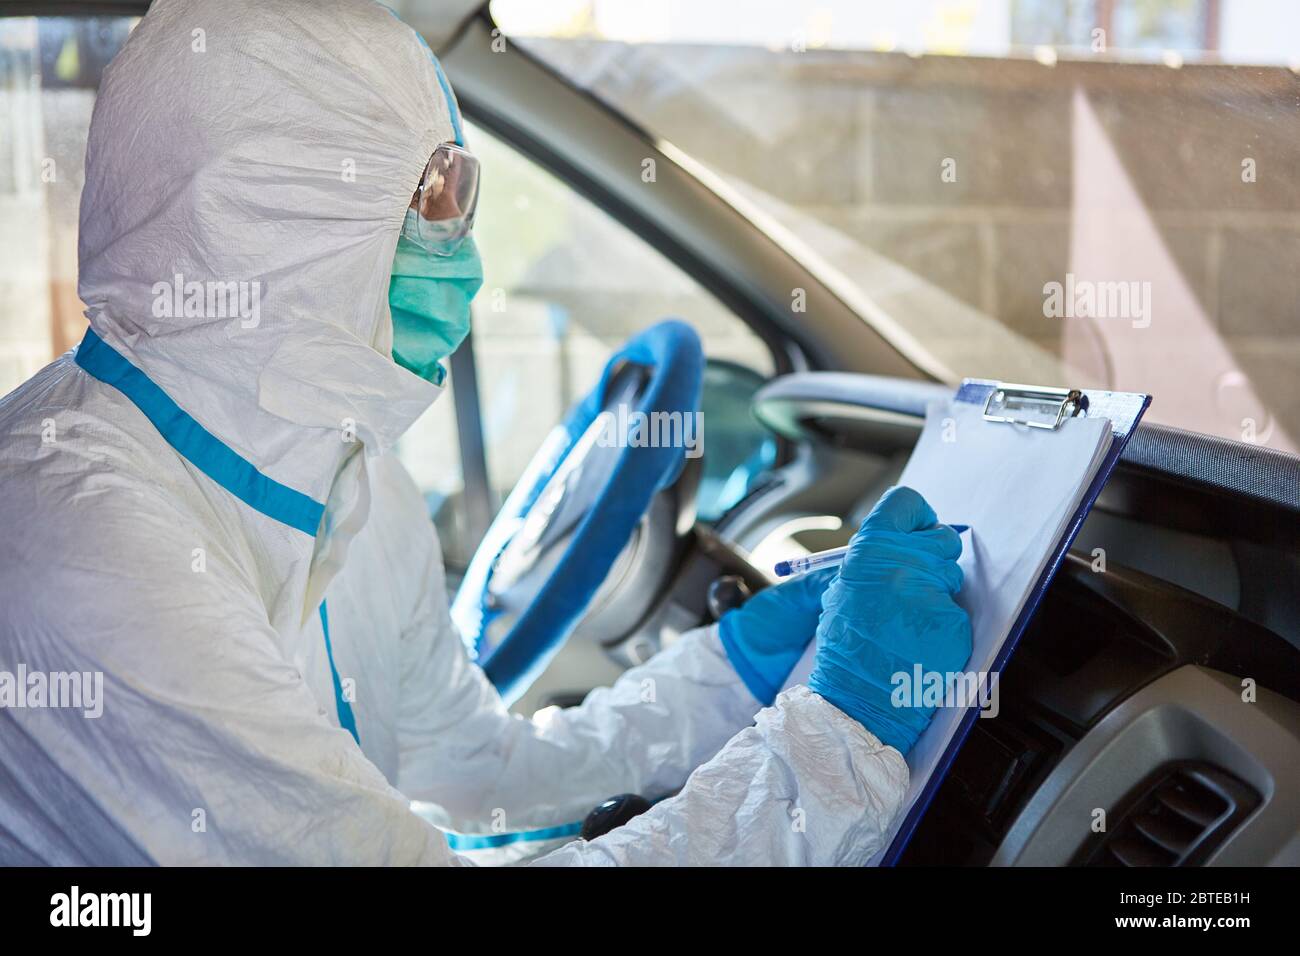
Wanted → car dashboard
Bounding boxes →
[721,372,1300,866]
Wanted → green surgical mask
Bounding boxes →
[387,223,484,385]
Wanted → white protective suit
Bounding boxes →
[0,0,908,866]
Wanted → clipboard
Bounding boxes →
[878,379,1151,865]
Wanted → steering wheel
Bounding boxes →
[451,320,704,703]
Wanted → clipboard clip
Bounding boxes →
[982,383,1086,431]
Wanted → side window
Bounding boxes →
[397,119,778,567]
[0,17,135,393]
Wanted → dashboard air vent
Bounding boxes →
[1078,762,1260,866]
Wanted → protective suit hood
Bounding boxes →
[77,0,459,502]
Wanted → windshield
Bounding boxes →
[492,0,1300,452]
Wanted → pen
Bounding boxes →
[773,524,969,578]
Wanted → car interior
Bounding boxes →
[3,0,1298,866]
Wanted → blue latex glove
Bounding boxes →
[808,486,972,754]
[718,566,838,706]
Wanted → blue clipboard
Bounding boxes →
[879,379,1151,865]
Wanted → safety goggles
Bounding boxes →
[403,142,480,257]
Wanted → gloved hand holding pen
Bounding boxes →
[808,485,973,755]
[717,565,839,707]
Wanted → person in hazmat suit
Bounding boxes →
[0,0,971,865]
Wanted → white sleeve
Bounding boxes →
[388,462,908,864]
[397,596,909,867]
[530,686,909,866]
[395,551,765,832]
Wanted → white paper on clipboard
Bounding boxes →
[780,398,1113,864]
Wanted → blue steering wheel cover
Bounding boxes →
[453,320,704,703]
